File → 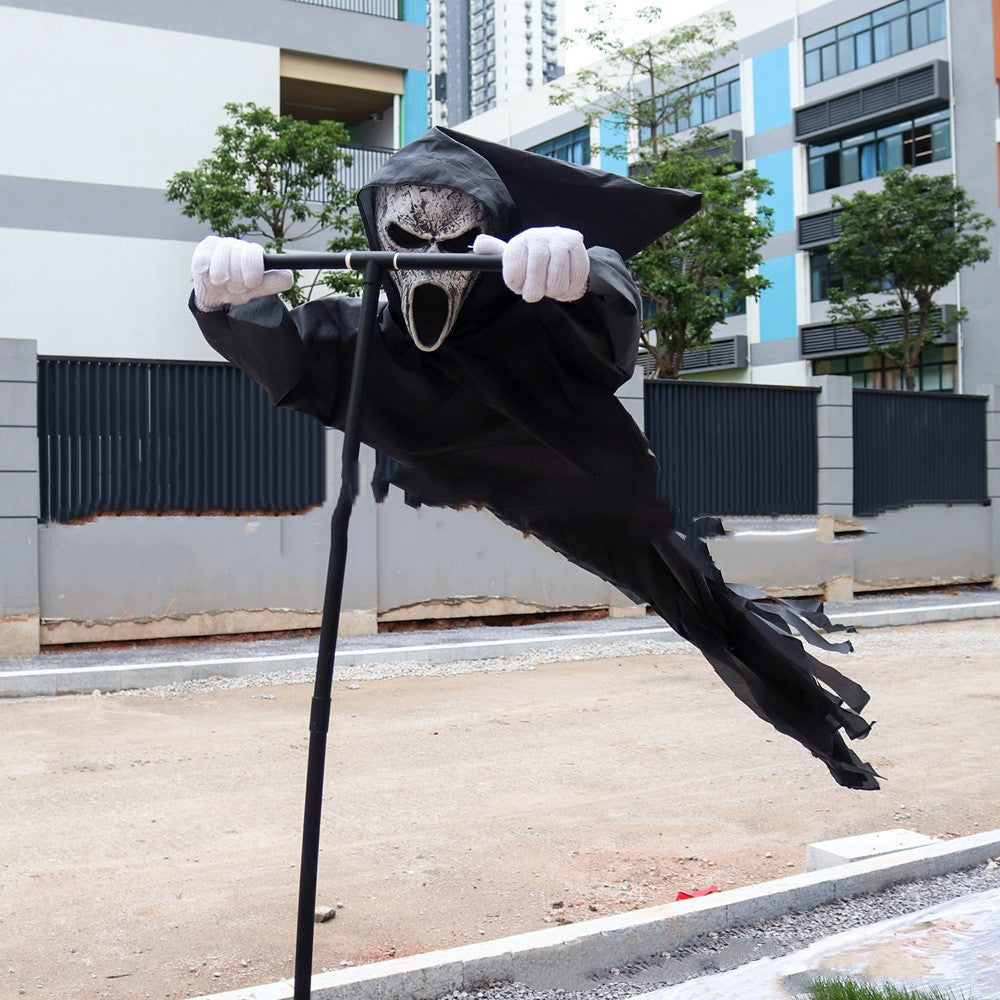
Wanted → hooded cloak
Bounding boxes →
[193,127,878,790]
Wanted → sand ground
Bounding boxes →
[2,619,998,999]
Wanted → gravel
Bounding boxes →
[111,637,683,697]
[433,862,1000,1000]
[108,621,991,699]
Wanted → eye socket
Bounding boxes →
[440,228,483,254]
[386,223,430,250]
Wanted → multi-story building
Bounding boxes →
[0,0,643,661]
[456,0,1000,394]
[0,0,429,655]
[429,0,565,125]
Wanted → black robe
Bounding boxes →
[193,127,878,790]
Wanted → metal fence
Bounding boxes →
[282,0,399,17]
[38,359,326,523]
[852,388,988,516]
[303,146,394,203]
[644,380,819,531]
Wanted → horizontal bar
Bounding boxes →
[263,251,503,272]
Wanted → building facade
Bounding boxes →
[456,0,1000,393]
[0,0,429,654]
[429,0,565,125]
[0,0,645,658]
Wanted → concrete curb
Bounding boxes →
[191,830,1000,1000]
[835,596,1000,629]
[3,595,1000,698]
[0,625,681,698]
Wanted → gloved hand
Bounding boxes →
[191,235,294,312]
[473,227,589,303]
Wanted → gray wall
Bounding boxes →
[10,372,1000,653]
[0,338,40,655]
[949,0,1000,391]
[30,372,648,647]
[1,0,428,71]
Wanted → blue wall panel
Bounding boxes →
[401,0,426,24]
[754,148,795,235]
[402,69,429,145]
[758,254,798,343]
[599,116,627,175]
[752,46,791,134]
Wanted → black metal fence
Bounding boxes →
[644,380,819,531]
[38,359,326,523]
[852,388,988,516]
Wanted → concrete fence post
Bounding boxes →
[977,384,1000,590]
[0,338,41,656]
[810,374,855,601]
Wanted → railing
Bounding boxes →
[852,389,988,517]
[38,359,326,523]
[644,380,819,532]
[282,0,399,18]
[304,146,394,202]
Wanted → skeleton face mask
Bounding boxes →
[374,185,490,352]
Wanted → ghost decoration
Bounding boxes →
[374,185,490,351]
[191,126,879,791]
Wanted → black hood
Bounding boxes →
[357,126,702,258]
[356,127,702,337]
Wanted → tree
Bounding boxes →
[549,3,773,378]
[166,102,367,305]
[549,3,737,161]
[633,144,773,379]
[827,167,994,391]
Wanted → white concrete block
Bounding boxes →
[807,828,938,870]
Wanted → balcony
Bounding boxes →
[302,145,394,200]
[283,0,400,17]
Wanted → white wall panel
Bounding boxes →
[3,228,222,361]
[0,6,278,189]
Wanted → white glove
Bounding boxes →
[473,227,590,303]
[191,235,294,312]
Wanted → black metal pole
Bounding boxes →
[292,259,383,1000]
[269,249,502,1000]
[264,250,502,273]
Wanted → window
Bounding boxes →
[638,65,741,142]
[804,0,946,85]
[809,249,845,301]
[812,344,956,390]
[529,126,591,165]
[806,109,950,192]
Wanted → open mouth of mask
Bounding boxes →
[374,184,491,352]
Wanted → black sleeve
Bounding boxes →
[190,292,360,427]
[548,246,642,388]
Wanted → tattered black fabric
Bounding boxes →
[193,127,879,790]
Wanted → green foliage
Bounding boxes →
[166,102,367,305]
[810,975,972,1000]
[632,135,773,377]
[827,167,993,390]
[549,3,770,378]
[549,2,737,161]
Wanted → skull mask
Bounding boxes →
[374,184,490,352]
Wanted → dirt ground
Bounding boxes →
[2,619,999,1000]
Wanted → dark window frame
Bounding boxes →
[529,125,591,164]
[812,343,957,391]
[803,0,946,86]
[806,108,950,193]
[638,65,742,142]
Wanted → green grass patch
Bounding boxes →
[809,978,972,1000]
